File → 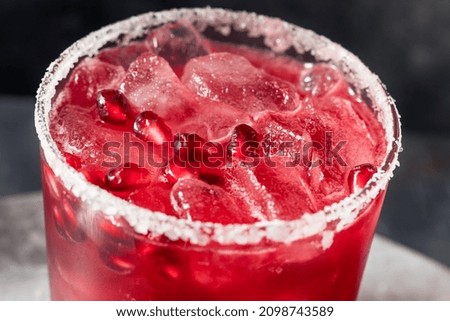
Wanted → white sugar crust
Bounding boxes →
[35,8,402,246]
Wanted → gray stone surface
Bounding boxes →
[360,236,450,300]
[0,192,49,300]
[0,192,449,300]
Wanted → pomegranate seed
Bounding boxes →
[163,264,181,280]
[348,163,377,193]
[201,141,226,168]
[100,250,136,274]
[97,216,135,247]
[52,198,86,243]
[97,89,129,124]
[199,141,227,185]
[173,133,206,163]
[151,249,184,281]
[228,124,261,159]
[199,169,225,186]
[64,152,82,170]
[166,133,228,184]
[106,163,151,191]
[133,111,173,144]
[43,165,61,199]
[80,168,107,188]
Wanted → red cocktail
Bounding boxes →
[36,8,401,300]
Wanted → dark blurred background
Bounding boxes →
[0,0,449,266]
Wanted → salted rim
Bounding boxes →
[35,7,401,246]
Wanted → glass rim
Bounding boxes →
[35,7,402,247]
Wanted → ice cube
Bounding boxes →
[255,112,311,165]
[261,55,304,86]
[51,104,122,167]
[170,178,254,224]
[253,158,318,220]
[119,53,197,128]
[209,41,304,84]
[311,96,375,167]
[223,165,277,221]
[58,57,125,107]
[209,41,268,68]
[178,98,252,141]
[98,41,151,69]
[254,105,351,206]
[243,112,322,215]
[147,21,210,76]
[314,162,348,205]
[181,53,300,113]
[300,63,346,97]
[127,183,174,215]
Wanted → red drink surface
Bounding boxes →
[42,19,388,300]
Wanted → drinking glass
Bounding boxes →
[35,8,401,300]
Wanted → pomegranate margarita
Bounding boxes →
[35,8,401,300]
